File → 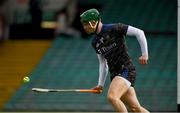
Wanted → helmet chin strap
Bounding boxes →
[95,20,99,33]
[88,21,98,28]
[88,21,99,33]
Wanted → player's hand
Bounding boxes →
[91,85,103,94]
[139,54,148,65]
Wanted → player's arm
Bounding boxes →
[126,26,149,65]
[92,54,108,94]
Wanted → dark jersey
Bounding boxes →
[92,23,135,76]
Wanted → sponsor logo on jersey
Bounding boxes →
[98,42,117,54]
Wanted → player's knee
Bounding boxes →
[107,94,119,103]
[130,105,141,112]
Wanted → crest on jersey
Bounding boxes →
[96,43,100,48]
[100,37,104,43]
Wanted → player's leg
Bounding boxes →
[121,87,149,113]
[107,76,129,112]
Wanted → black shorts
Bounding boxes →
[110,67,136,86]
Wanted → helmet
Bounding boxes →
[80,8,100,23]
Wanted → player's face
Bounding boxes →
[82,21,97,34]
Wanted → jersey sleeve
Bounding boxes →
[116,23,128,35]
[127,26,148,57]
[97,54,108,86]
